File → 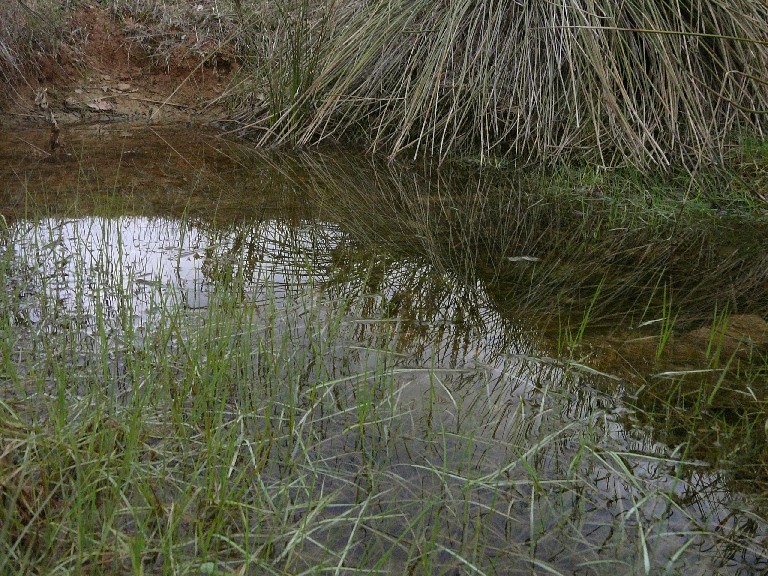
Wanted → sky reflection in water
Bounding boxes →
[8,211,766,575]
[2,125,766,573]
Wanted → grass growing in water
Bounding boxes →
[1,208,767,575]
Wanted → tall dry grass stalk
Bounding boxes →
[241,0,768,167]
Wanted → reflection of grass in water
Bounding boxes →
[292,150,768,328]
[0,214,766,574]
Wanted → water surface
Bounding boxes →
[2,125,767,574]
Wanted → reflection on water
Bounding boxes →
[2,126,767,573]
[12,217,344,318]
[6,212,767,573]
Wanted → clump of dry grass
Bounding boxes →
[0,0,68,94]
[237,0,768,168]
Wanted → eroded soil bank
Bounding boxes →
[1,4,236,133]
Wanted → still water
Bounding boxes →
[1,125,767,574]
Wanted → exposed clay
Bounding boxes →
[0,6,235,132]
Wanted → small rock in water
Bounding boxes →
[684,314,768,357]
[87,99,114,112]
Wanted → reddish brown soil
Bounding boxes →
[1,5,237,131]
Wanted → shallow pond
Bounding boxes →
[1,125,767,574]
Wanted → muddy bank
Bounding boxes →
[1,5,235,131]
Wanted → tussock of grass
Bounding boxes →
[232,0,768,168]
[4,1,768,169]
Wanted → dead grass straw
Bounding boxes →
[238,0,768,168]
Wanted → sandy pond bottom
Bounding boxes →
[1,125,767,575]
